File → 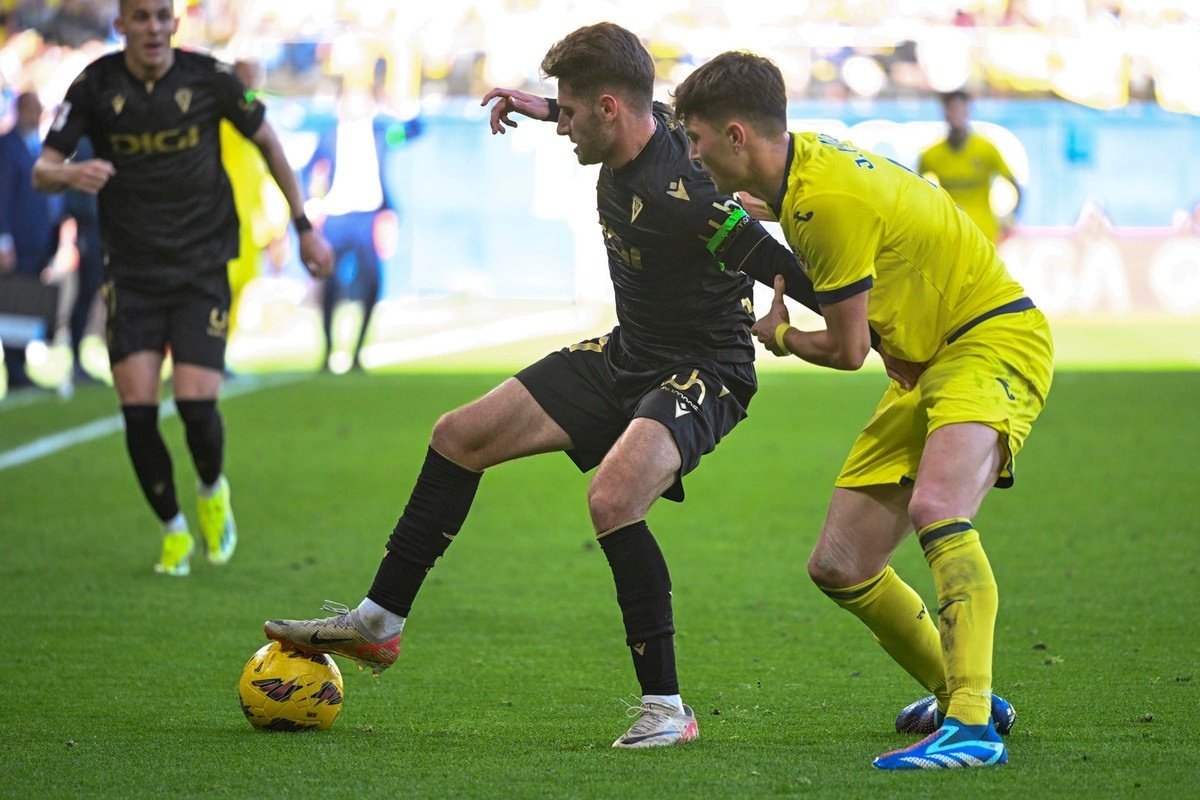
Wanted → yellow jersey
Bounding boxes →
[917,132,1015,242]
[777,132,1027,363]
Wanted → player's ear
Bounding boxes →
[727,121,747,154]
[598,93,618,122]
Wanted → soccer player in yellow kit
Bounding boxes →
[674,52,1053,769]
[918,91,1020,243]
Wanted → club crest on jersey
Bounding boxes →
[111,94,125,116]
[631,195,644,223]
[174,88,193,114]
[666,177,690,201]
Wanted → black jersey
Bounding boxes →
[597,103,763,366]
[44,49,265,291]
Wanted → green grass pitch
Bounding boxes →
[1,368,1196,798]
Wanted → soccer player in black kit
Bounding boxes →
[33,0,333,576]
[266,22,915,748]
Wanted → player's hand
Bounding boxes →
[750,274,792,357]
[481,87,552,134]
[69,159,116,194]
[298,231,334,279]
[879,349,926,391]
[735,191,776,222]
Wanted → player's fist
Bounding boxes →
[299,231,334,279]
[70,159,116,194]
[750,274,792,356]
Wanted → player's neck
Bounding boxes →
[605,113,656,170]
[948,128,968,149]
[124,49,175,84]
[748,131,791,211]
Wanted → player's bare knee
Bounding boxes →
[908,489,953,532]
[430,407,487,465]
[587,481,639,534]
[807,550,846,589]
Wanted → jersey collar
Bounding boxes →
[769,133,794,219]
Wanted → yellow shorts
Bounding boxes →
[837,307,1053,489]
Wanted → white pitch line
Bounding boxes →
[0,374,300,472]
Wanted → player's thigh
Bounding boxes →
[168,280,230,376]
[173,362,224,401]
[431,377,573,471]
[836,381,926,489]
[810,484,913,588]
[104,280,170,403]
[629,360,755,502]
[924,308,1053,490]
[514,336,629,474]
[589,417,681,530]
[909,422,1003,529]
[111,350,167,405]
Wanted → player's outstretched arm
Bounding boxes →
[481,88,555,135]
[251,120,334,278]
[32,147,115,195]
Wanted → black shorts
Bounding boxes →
[101,277,231,370]
[516,327,756,502]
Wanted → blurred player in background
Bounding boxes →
[265,22,847,749]
[1,90,61,391]
[674,51,1053,769]
[918,90,1022,243]
[33,0,332,576]
[219,58,287,342]
[306,75,404,374]
[62,135,104,386]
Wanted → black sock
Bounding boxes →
[175,399,224,486]
[599,521,679,696]
[121,404,179,522]
[368,447,483,616]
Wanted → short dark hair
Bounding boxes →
[672,51,787,135]
[940,90,970,106]
[540,22,654,111]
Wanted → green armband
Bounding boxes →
[705,206,749,269]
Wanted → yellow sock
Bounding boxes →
[919,519,998,726]
[819,566,948,705]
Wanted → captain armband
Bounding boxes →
[544,97,560,123]
[705,206,752,270]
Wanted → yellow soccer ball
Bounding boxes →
[238,641,344,731]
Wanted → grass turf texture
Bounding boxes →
[1,370,1196,798]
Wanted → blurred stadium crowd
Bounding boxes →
[4,0,1200,110]
[2,0,1198,393]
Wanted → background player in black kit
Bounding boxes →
[32,0,333,576]
[265,22,845,748]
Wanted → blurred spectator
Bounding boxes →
[41,0,111,48]
[0,90,60,390]
[918,90,1022,243]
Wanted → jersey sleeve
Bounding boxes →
[795,191,884,305]
[43,70,92,158]
[985,138,1016,184]
[213,60,266,139]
